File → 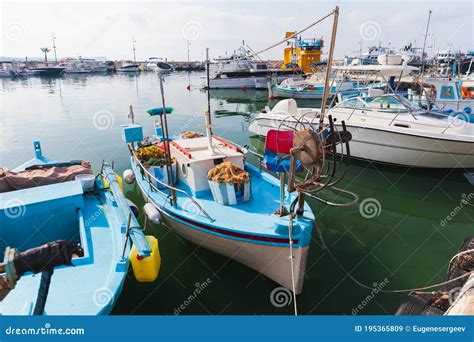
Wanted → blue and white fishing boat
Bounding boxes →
[270,73,384,100]
[0,141,160,315]
[121,46,356,295]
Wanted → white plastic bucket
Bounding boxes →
[208,180,251,205]
[75,174,95,191]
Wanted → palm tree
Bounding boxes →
[40,47,51,62]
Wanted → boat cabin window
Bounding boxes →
[440,86,456,100]
[365,96,422,112]
[335,98,366,109]
[364,96,406,110]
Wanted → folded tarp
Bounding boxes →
[0,161,92,193]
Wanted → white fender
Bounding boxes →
[123,169,135,184]
[144,203,161,224]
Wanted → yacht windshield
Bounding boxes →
[364,96,406,110]
[336,95,422,112]
[335,98,366,109]
[398,96,422,111]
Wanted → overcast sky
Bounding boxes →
[1,0,472,61]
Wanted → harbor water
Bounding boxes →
[1,72,472,315]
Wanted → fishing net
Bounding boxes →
[180,131,203,139]
[135,146,164,160]
[208,162,249,184]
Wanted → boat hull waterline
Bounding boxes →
[131,157,314,294]
[250,118,474,168]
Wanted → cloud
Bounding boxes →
[1,0,472,61]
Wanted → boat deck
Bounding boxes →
[133,158,315,247]
[1,192,128,315]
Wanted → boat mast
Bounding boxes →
[420,10,432,74]
[132,36,137,63]
[51,33,58,63]
[187,40,191,63]
[158,76,177,205]
[205,48,216,155]
[319,6,339,130]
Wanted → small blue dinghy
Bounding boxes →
[0,141,158,315]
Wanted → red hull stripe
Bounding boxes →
[213,136,240,153]
[163,209,298,245]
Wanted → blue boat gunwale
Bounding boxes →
[1,142,150,315]
[131,154,315,248]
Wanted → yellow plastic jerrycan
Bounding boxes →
[130,235,161,282]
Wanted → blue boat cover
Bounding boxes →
[263,149,303,173]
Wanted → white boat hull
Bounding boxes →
[346,125,474,168]
[140,189,308,294]
[250,117,474,168]
[117,67,139,73]
[209,76,268,89]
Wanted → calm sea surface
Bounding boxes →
[1,72,472,315]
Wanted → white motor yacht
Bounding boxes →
[249,89,473,168]
[145,57,174,73]
[117,61,140,73]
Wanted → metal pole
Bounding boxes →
[206,48,213,134]
[159,76,176,205]
[187,40,190,63]
[420,10,432,75]
[319,6,339,130]
[51,33,58,63]
[132,37,137,63]
[205,48,216,155]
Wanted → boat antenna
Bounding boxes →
[132,36,137,63]
[319,6,339,130]
[51,33,58,63]
[205,48,216,155]
[158,76,177,205]
[187,40,191,63]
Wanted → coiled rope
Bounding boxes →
[233,10,335,61]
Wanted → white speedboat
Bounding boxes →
[145,57,174,73]
[91,62,109,73]
[209,62,301,89]
[0,63,18,77]
[63,60,94,74]
[249,94,474,168]
[208,44,301,89]
[117,61,140,73]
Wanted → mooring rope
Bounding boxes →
[315,222,474,294]
[288,217,298,316]
[233,10,335,61]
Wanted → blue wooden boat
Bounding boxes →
[0,141,157,315]
[122,44,355,295]
[124,122,315,294]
